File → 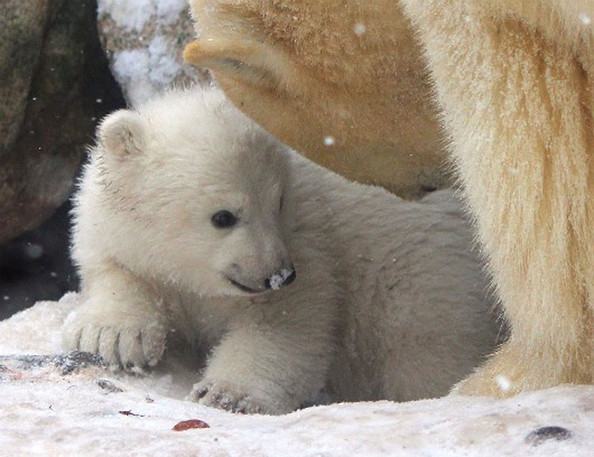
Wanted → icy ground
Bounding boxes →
[0,294,592,456]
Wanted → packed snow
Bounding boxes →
[0,293,592,456]
[97,0,208,106]
[111,35,185,104]
[97,0,187,32]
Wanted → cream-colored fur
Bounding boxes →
[183,0,450,198]
[62,87,499,414]
[184,0,594,398]
[400,0,594,396]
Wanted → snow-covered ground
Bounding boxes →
[0,294,592,456]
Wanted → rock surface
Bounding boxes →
[0,0,125,244]
[97,0,211,106]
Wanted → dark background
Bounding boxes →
[0,1,126,321]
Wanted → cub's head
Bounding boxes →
[92,87,296,296]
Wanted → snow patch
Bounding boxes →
[110,37,184,106]
[156,0,188,25]
[98,0,189,30]
[97,0,208,106]
[147,35,183,84]
[268,268,294,290]
[0,297,592,455]
[98,0,155,32]
[112,49,153,103]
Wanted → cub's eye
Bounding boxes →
[211,210,238,229]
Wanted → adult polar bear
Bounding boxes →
[184,0,594,396]
[400,0,594,396]
[183,1,450,199]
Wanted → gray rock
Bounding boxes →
[97,0,211,106]
[0,351,106,377]
[0,1,48,151]
[525,426,573,447]
[0,0,125,244]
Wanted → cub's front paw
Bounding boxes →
[62,310,166,370]
[189,380,267,414]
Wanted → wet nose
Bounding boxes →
[264,265,296,290]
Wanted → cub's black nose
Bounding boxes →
[282,269,297,286]
[265,266,296,290]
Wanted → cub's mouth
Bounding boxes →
[226,277,262,294]
[225,266,296,294]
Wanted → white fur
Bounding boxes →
[63,87,500,414]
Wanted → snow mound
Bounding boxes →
[96,0,211,106]
[0,296,592,456]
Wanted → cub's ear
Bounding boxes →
[97,110,148,158]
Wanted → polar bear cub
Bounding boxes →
[63,86,500,414]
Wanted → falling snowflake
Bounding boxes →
[24,244,43,260]
[578,13,591,25]
[496,375,511,393]
[353,23,366,36]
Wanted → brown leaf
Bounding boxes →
[172,419,210,431]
